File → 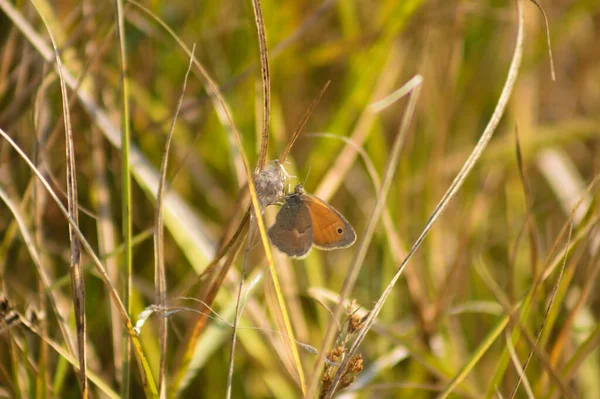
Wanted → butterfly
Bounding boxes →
[268,184,356,258]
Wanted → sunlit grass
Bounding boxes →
[1,0,599,398]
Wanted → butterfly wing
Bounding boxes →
[268,195,314,258]
[304,195,356,250]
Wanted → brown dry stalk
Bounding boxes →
[29,2,88,396]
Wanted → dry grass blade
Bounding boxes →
[515,126,541,279]
[314,50,401,202]
[368,76,424,113]
[180,212,251,296]
[3,1,593,396]
[244,164,308,393]
[548,242,600,373]
[0,186,76,356]
[323,1,526,397]
[91,123,122,379]
[29,24,115,220]
[113,0,133,395]
[125,0,247,186]
[12,314,119,399]
[311,75,422,398]
[505,330,535,399]
[279,81,330,164]
[528,0,556,81]
[154,44,196,397]
[0,128,159,397]
[511,224,572,398]
[171,235,246,395]
[125,4,342,391]
[561,323,600,386]
[182,78,329,293]
[183,78,330,294]
[476,176,597,393]
[29,1,87,396]
[174,80,330,393]
[251,0,271,170]
[128,0,307,389]
[311,127,432,343]
[0,0,215,271]
[475,253,575,399]
[510,133,572,398]
[226,225,256,399]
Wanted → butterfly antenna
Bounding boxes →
[302,164,312,187]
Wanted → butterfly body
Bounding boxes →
[268,184,356,258]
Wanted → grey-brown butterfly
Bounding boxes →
[268,184,356,258]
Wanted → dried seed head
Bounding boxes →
[340,374,356,389]
[348,353,363,375]
[319,374,333,398]
[254,160,287,209]
[326,345,345,364]
[333,346,345,359]
[348,314,364,334]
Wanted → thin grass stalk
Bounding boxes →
[226,223,256,398]
[561,324,600,385]
[250,0,270,170]
[0,187,76,361]
[485,180,600,396]
[323,1,525,396]
[170,233,247,395]
[309,53,433,343]
[84,26,124,375]
[505,330,535,399]
[515,127,541,281]
[509,223,573,397]
[31,22,115,162]
[279,81,330,163]
[310,75,422,398]
[1,0,215,267]
[172,74,328,397]
[179,80,328,299]
[29,2,87,396]
[113,0,133,396]
[314,49,401,202]
[184,79,329,292]
[528,0,555,81]
[124,1,308,390]
[479,187,599,398]
[475,258,574,398]
[125,0,247,186]
[91,124,123,378]
[154,44,196,397]
[548,242,600,368]
[243,157,307,394]
[32,62,50,399]
[485,216,598,398]
[15,315,120,399]
[0,128,159,397]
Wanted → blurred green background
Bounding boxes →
[1,0,599,397]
